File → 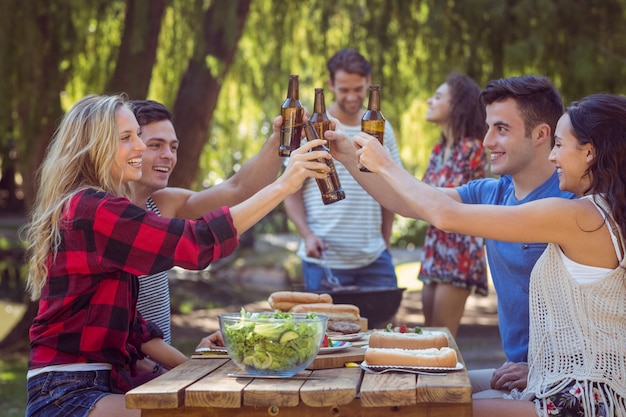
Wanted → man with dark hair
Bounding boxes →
[128,99,284,347]
[284,49,402,292]
[326,74,576,398]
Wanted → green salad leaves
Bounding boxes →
[222,309,325,373]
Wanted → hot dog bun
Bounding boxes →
[368,330,449,350]
[289,303,360,321]
[364,347,458,368]
[268,291,333,312]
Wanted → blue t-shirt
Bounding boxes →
[456,172,576,363]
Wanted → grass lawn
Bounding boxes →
[0,354,27,416]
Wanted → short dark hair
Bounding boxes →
[444,72,486,145]
[129,99,172,126]
[479,75,563,138]
[326,49,371,83]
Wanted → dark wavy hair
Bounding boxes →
[480,75,563,140]
[443,72,486,146]
[129,99,172,126]
[326,49,371,83]
[567,93,626,237]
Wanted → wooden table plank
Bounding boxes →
[185,361,249,408]
[130,327,472,416]
[359,372,417,407]
[241,372,309,407]
[125,358,228,409]
[299,368,360,406]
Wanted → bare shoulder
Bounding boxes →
[151,187,194,218]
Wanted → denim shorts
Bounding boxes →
[303,249,398,290]
[26,370,112,417]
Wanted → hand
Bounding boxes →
[490,362,529,391]
[278,139,330,194]
[196,331,225,349]
[268,115,283,145]
[353,132,393,173]
[304,234,326,258]
[324,126,356,163]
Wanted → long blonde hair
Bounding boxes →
[26,94,132,300]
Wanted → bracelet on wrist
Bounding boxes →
[151,363,163,374]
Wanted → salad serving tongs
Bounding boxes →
[359,363,447,376]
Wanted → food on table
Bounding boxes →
[364,347,458,367]
[368,329,449,350]
[220,309,327,376]
[327,321,362,335]
[289,303,360,321]
[268,291,333,312]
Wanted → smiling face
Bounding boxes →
[112,106,145,184]
[549,113,592,196]
[328,69,370,118]
[136,119,179,193]
[483,98,536,177]
[426,82,451,126]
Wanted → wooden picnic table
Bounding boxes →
[125,328,472,416]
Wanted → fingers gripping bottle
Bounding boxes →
[302,121,345,205]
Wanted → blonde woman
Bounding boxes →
[331,93,626,416]
[25,94,330,417]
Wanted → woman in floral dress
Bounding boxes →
[418,72,489,337]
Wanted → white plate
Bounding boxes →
[318,341,352,354]
[327,332,367,342]
[360,360,464,372]
[193,347,228,355]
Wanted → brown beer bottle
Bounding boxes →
[279,74,305,157]
[360,84,385,172]
[309,88,331,140]
[302,121,345,205]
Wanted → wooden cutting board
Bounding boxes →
[307,346,365,369]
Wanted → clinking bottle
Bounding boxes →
[360,84,385,172]
[302,121,345,205]
[309,87,331,139]
[279,74,305,157]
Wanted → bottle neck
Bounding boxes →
[313,90,326,114]
[367,89,381,111]
[287,78,299,99]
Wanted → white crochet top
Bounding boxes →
[522,195,626,416]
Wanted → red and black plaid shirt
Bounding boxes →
[29,188,238,392]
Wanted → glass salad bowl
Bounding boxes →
[219,310,328,376]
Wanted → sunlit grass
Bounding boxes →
[396,262,422,292]
[0,354,27,417]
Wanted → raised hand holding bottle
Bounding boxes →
[302,121,345,205]
[360,84,385,172]
[279,75,305,157]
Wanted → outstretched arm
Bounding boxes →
[229,140,331,235]
[162,116,286,220]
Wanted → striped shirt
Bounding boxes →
[136,197,172,344]
[296,121,402,269]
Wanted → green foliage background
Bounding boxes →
[2,0,626,245]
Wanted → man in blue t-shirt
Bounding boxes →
[328,75,575,398]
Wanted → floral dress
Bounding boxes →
[418,137,489,295]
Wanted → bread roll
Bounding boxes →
[364,347,458,368]
[289,303,360,321]
[268,291,332,312]
[368,330,448,350]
